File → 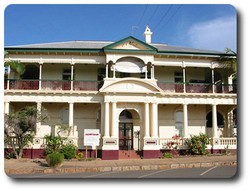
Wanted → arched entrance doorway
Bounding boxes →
[118,109,140,151]
[119,110,133,150]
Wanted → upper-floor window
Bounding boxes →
[63,68,74,81]
[4,66,9,80]
[97,68,106,81]
[120,72,130,78]
[175,71,183,83]
[140,71,151,79]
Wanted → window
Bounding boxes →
[175,111,183,136]
[119,110,132,119]
[62,68,74,80]
[5,66,9,75]
[140,71,151,79]
[97,68,105,81]
[120,72,130,78]
[206,111,224,128]
[96,109,101,129]
[61,109,69,124]
[174,71,183,83]
[233,109,237,128]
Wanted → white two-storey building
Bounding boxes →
[4,27,237,159]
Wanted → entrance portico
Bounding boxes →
[100,78,162,159]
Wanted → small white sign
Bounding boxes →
[84,129,100,146]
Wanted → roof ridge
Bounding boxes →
[6,40,114,48]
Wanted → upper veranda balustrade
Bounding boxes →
[4,79,237,94]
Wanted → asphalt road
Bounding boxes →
[9,166,237,179]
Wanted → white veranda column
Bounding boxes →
[151,64,155,79]
[105,63,109,78]
[212,68,215,93]
[104,102,110,138]
[69,102,74,127]
[183,67,186,93]
[111,102,117,137]
[151,103,158,138]
[100,102,105,136]
[39,63,43,90]
[144,102,150,137]
[212,104,218,138]
[145,64,148,79]
[4,102,10,114]
[6,65,10,90]
[70,64,74,91]
[113,64,116,78]
[183,104,189,138]
[227,110,234,137]
[36,102,42,134]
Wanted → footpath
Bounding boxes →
[4,154,237,175]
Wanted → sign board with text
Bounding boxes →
[84,129,100,146]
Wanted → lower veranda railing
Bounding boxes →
[159,137,237,150]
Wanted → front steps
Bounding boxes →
[119,150,141,159]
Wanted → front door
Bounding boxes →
[119,123,133,150]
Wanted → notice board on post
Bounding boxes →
[83,129,100,146]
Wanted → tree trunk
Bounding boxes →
[18,148,23,159]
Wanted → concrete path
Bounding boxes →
[4,154,237,175]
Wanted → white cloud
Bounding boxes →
[188,16,236,52]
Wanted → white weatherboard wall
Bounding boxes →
[36,103,101,149]
[43,64,68,80]
[155,66,176,82]
[158,104,207,138]
[75,64,101,81]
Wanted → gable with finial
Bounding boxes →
[103,36,157,54]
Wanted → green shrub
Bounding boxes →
[6,150,15,159]
[186,133,209,155]
[46,152,64,167]
[75,152,84,160]
[60,144,77,160]
[44,135,64,155]
[163,152,173,158]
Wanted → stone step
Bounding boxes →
[119,150,141,159]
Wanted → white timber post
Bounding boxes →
[36,102,42,135]
[151,63,155,79]
[183,103,189,138]
[212,104,218,138]
[69,102,74,128]
[7,65,10,90]
[39,62,43,90]
[104,102,110,138]
[4,102,10,114]
[144,102,150,138]
[70,63,74,91]
[212,67,215,93]
[113,64,116,78]
[183,66,186,93]
[145,63,148,79]
[151,103,158,138]
[100,102,105,136]
[105,63,109,78]
[111,102,117,138]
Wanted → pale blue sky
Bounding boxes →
[4,4,237,52]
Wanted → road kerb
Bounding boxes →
[5,160,237,175]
